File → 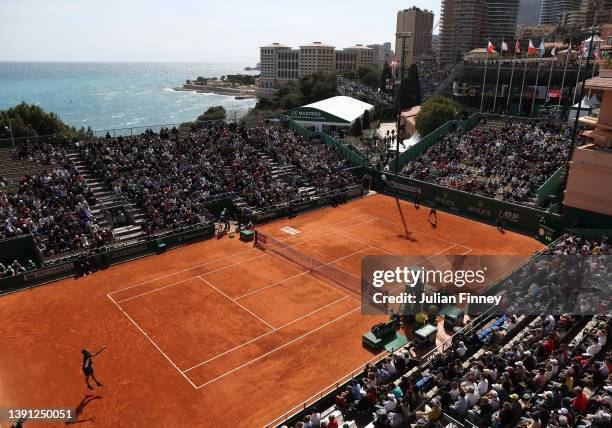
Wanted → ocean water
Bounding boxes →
[0,62,258,132]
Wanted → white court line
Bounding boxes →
[108,248,260,296]
[367,214,473,253]
[197,276,276,330]
[234,245,376,300]
[194,305,362,388]
[191,249,463,388]
[106,293,198,389]
[114,253,267,303]
[182,294,353,373]
[109,214,372,296]
[110,215,376,300]
[114,216,379,303]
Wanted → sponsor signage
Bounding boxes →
[23,262,75,281]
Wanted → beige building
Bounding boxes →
[517,25,556,42]
[256,42,374,96]
[438,0,486,65]
[396,7,434,67]
[299,42,336,77]
[564,69,612,217]
[340,45,374,70]
[367,44,386,67]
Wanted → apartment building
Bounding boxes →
[395,7,434,67]
[256,42,375,96]
[438,0,487,65]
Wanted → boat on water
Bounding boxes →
[243,63,261,71]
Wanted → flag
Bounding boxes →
[502,41,508,52]
[487,41,496,53]
[538,40,545,57]
[515,40,521,54]
[580,45,588,59]
[528,40,536,55]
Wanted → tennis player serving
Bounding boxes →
[82,346,106,389]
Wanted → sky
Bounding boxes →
[0,0,442,62]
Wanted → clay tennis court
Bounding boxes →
[0,194,543,427]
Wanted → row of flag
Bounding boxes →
[486,39,600,60]
[486,40,548,56]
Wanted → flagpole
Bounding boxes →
[506,41,518,110]
[545,39,556,105]
[587,52,598,99]
[531,40,543,115]
[493,38,504,113]
[572,47,585,105]
[558,38,571,109]
[480,44,490,113]
[518,53,528,116]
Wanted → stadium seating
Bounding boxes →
[401,117,572,206]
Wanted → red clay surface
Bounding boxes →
[0,194,544,427]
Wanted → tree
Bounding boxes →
[380,62,393,93]
[351,118,363,137]
[253,72,338,114]
[362,109,371,130]
[197,106,227,122]
[0,102,93,140]
[415,96,458,136]
[358,65,381,89]
[399,64,422,110]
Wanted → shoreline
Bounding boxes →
[175,82,257,100]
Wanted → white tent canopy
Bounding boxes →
[302,96,373,123]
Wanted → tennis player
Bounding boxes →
[82,346,106,389]
[428,202,437,225]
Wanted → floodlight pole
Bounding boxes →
[561,26,599,196]
[395,32,411,174]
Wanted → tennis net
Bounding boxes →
[254,231,361,295]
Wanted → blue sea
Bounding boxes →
[0,62,258,132]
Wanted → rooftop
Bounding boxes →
[585,75,612,91]
[302,96,373,123]
[300,42,335,48]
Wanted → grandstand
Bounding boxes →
[0,113,610,428]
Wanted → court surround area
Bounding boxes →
[0,194,543,427]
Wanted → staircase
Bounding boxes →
[66,151,147,243]
[231,153,319,212]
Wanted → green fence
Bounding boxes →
[535,167,564,206]
[0,234,41,266]
[0,223,215,294]
[375,172,565,238]
[247,185,363,225]
[319,132,365,167]
[387,119,460,173]
[461,112,481,131]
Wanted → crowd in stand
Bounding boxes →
[401,119,571,204]
[0,124,356,256]
[336,75,394,106]
[1,146,114,256]
[10,140,68,165]
[0,259,37,277]
[80,124,354,235]
[544,234,609,256]
[302,311,611,428]
[498,235,609,316]
[417,61,447,101]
